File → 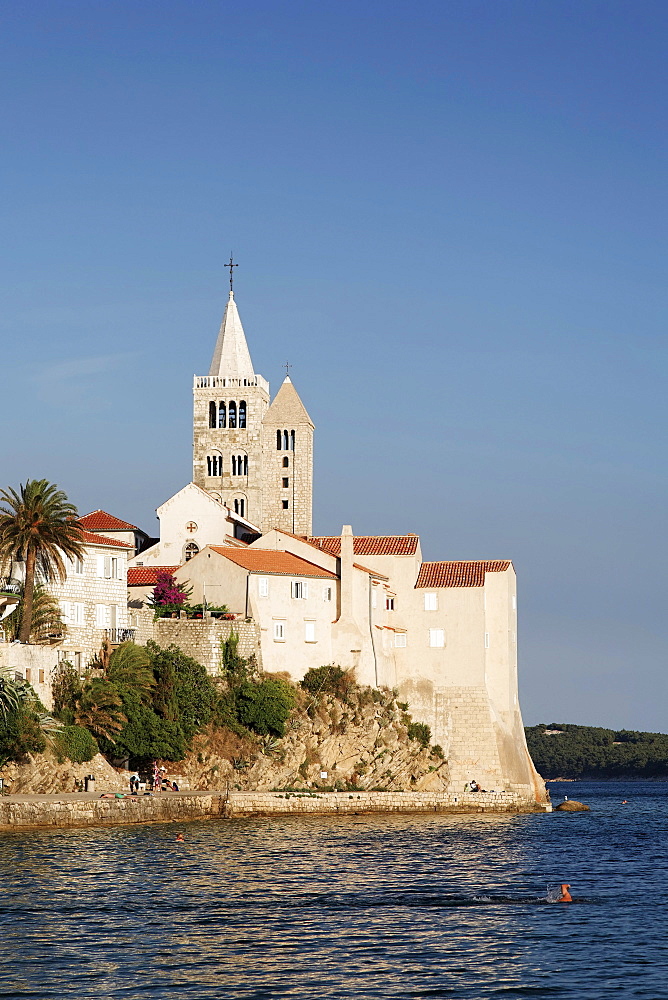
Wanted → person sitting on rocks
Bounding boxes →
[469,780,480,793]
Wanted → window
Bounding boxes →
[290,430,295,450]
[304,621,316,643]
[429,628,445,648]
[207,454,222,476]
[73,602,85,625]
[276,430,282,450]
[234,498,245,517]
[322,585,332,602]
[273,620,285,641]
[282,477,289,488]
[386,597,395,611]
[394,634,407,648]
[95,604,109,628]
[73,556,84,575]
[424,593,438,611]
[185,542,199,561]
[228,401,237,428]
[111,557,119,579]
[218,401,226,428]
[291,581,308,599]
[282,500,289,509]
[258,577,269,598]
[484,632,490,649]
[209,401,217,428]
[283,429,289,450]
[238,401,247,428]
[283,456,289,468]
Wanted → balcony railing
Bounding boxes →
[0,578,21,596]
[194,374,270,394]
[105,628,137,644]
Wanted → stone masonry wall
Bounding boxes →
[0,789,548,830]
[153,618,262,674]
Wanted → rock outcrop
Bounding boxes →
[555,799,590,812]
[0,753,127,794]
[180,689,449,792]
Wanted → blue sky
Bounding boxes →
[1,1,666,730]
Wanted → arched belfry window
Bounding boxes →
[218,402,226,428]
[239,401,247,428]
[231,454,248,476]
[207,454,222,477]
[184,542,199,561]
[283,430,289,450]
[209,401,216,428]
[276,430,282,450]
[290,430,295,451]
[228,401,237,428]
[234,497,246,517]
[283,456,289,468]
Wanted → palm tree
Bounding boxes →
[75,678,126,743]
[2,582,66,644]
[0,480,85,644]
[106,642,155,703]
[0,664,30,721]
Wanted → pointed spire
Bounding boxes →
[266,376,314,426]
[209,291,255,379]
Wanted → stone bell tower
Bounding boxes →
[193,289,270,525]
[193,276,314,534]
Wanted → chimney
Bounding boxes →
[340,524,354,623]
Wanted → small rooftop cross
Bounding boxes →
[284,361,292,377]
[227,253,238,292]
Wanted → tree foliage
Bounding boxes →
[526,723,668,778]
[2,583,65,644]
[301,665,356,702]
[0,479,85,643]
[233,678,296,737]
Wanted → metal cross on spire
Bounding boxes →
[227,253,238,292]
[284,360,292,377]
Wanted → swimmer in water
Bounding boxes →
[558,883,572,902]
[175,833,185,842]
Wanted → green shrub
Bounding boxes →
[55,725,98,764]
[234,678,296,736]
[407,722,431,748]
[301,665,355,702]
[0,707,46,765]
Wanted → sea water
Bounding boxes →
[0,781,667,999]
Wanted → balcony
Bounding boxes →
[105,628,137,645]
[0,577,21,597]
[194,373,270,394]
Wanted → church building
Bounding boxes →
[125,278,545,802]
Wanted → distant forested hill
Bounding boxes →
[525,724,668,779]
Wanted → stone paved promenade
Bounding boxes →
[0,789,549,830]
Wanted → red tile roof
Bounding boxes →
[81,530,133,549]
[416,561,511,588]
[353,562,389,580]
[209,546,337,579]
[128,566,180,587]
[78,510,138,532]
[309,535,420,556]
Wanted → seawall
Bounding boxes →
[0,790,549,830]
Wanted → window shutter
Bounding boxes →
[304,622,316,642]
[303,582,309,599]
[95,604,107,628]
[104,556,112,578]
[394,634,407,648]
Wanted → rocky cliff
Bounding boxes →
[0,688,447,795]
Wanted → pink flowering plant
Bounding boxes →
[148,572,193,620]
